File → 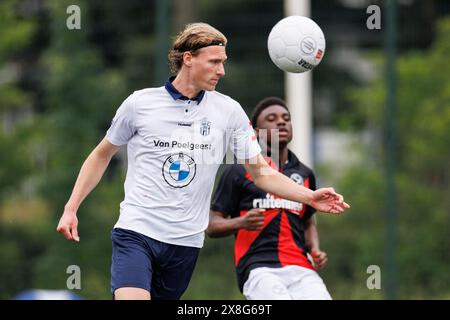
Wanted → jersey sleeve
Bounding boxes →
[228,103,261,160]
[106,93,137,146]
[304,171,317,220]
[210,165,243,218]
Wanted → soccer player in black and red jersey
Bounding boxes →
[207,97,332,300]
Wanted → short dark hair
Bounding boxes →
[251,96,289,128]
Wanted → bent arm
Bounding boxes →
[207,208,266,238]
[64,138,120,213]
[207,210,242,238]
[243,154,314,206]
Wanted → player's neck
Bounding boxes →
[278,147,289,167]
[267,146,289,168]
[172,71,202,99]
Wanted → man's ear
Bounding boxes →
[183,51,193,67]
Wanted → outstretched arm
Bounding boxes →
[243,154,350,214]
[56,138,120,241]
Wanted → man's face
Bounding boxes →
[187,45,227,91]
[256,105,293,146]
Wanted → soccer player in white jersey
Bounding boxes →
[56,23,349,300]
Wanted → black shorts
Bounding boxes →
[111,228,200,300]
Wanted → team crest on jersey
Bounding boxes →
[200,118,211,136]
[162,153,196,188]
[290,173,304,185]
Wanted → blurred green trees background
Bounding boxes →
[0,0,448,299]
[325,18,450,298]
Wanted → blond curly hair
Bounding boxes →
[168,23,227,75]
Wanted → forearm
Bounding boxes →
[305,218,320,252]
[64,150,113,214]
[255,168,314,205]
[207,213,243,238]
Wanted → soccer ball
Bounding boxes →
[267,16,326,73]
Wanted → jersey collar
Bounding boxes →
[283,150,300,170]
[164,76,205,104]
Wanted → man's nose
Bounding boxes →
[276,117,287,126]
[217,63,225,77]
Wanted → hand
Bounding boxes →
[240,208,265,231]
[310,188,350,214]
[311,249,328,271]
[56,211,80,242]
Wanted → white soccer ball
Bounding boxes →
[267,16,326,73]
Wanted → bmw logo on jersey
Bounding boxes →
[162,153,196,188]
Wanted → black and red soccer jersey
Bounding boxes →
[211,150,317,292]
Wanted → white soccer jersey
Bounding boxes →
[106,80,261,248]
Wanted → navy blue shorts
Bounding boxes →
[111,228,200,300]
